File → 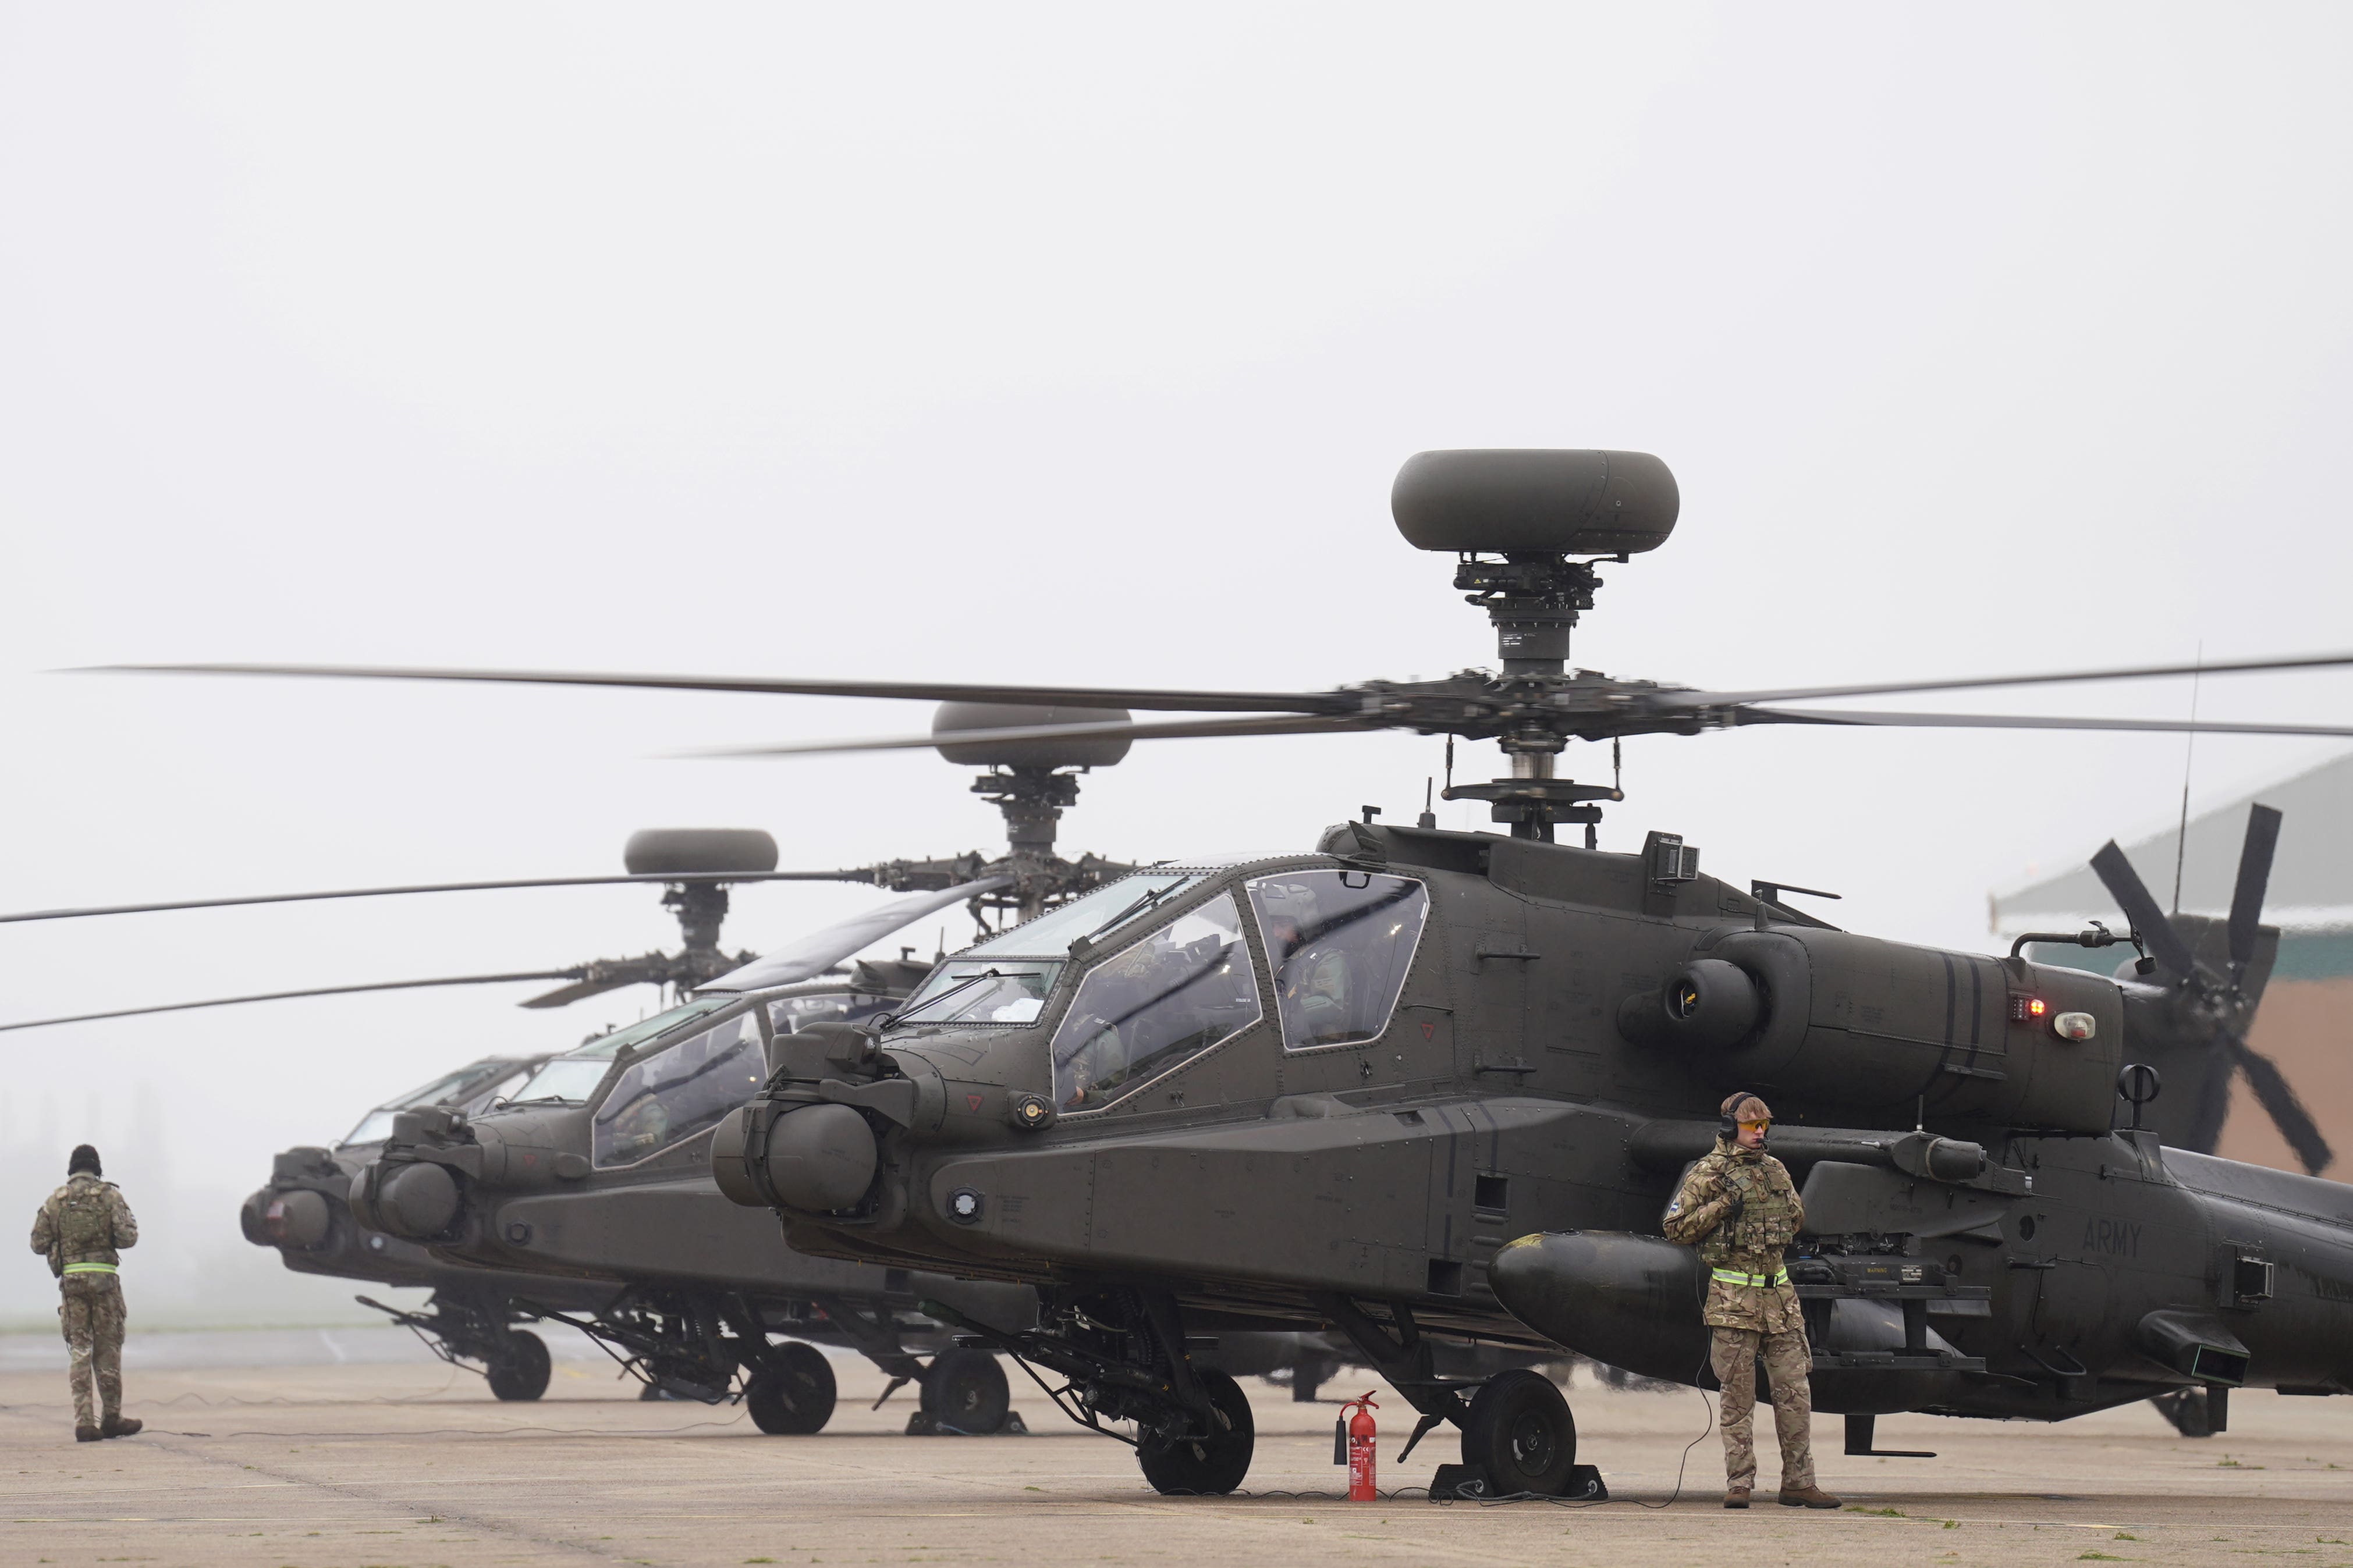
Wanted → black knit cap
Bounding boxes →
[67,1144,101,1176]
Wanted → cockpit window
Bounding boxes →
[1049,892,1260,1112]
[591,1011,766,1168]
[1246,870,1428,1050]
[962,874,1198,959]
[768,991,893,1035]
[455,1064,534,1117]
[506,998,732,1106]
[339,1059,534,1147]
[889,962,1060,1029]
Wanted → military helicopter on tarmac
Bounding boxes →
[2,811,1047,1429]
[10,739,1444,1417]
[239,1051,622,1401]
[86,449,2353,1493]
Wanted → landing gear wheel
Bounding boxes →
[2152,1388,2216,1438]
[485,1329,551,1402]
[1461,1368,1576,1495]
[920,1348,1011,1434]
[1137,1368,1255,1495]
[747,1341,837,1435]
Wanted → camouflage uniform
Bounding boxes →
[1663,1136,1813,1491]
[30,1172,138,1432]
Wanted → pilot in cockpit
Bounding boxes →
[1264,888,1353,1040]
[613,1091,672,1155]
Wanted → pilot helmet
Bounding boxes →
[1258,881,1322,938]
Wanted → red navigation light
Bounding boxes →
[2010,994,2048,1023]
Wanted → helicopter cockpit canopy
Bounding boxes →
[590,1004,766,1168]
[767,986,892,1036]
[1049,890,1258,1111]
[886,873,1199,1030]
[338,1055,539,1147]
[1038,867,1431,1110]
[505,997,732,1107]
[1246,870,1429,1051]
[880,862,1435,1112]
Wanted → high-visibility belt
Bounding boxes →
[61,1262,117,1275]
[1710,1266,1790,1288]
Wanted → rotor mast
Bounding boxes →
[973,764,1090,924]
[1389,449,1680,846]
[1439,552,1624,844]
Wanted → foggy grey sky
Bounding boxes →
[4,4,2352,1324]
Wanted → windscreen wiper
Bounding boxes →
[1083,881,1185,944]
[884,968,1006,1027]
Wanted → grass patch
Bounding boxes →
[1847,1506,1905,1517]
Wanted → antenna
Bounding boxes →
[1418,778,1436,830]
[2172,642,2203,915]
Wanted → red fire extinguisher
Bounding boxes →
[1336,1392,1377,1501]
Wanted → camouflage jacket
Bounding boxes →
[1663,1138,1807,1332]
[30,1173,138,1278]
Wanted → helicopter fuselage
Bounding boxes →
[716,822,2353,1425]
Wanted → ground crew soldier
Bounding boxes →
[1662,1093,1837,1510]
[29,1144,141,1442]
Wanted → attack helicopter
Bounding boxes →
[11,730,1438,1418]
[91,449,2353,1494]
[236,736,1544,1417]
[5,814,1039,1430]
[212,826,862,1403]
[240,1051,622,1400]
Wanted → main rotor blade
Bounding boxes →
[519,972,650,1010]
[1736,707,2353,738]
[2227,803,2285,976]
[0,869,876,926]
[1677,649,2353,710]
[2088,841,2202,983]
[0,970,582,1034]
[701,876,1012,994]
[87,663,1337,716]
[680,712,1376,759]
[2227,1036,2334,1176]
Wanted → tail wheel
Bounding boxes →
[1138,1368,1255,1495]
[485,1329,551,1402]
[1460,1368,1577,1495]
[747,1341,838,1435]
[920,1348,1011,1434]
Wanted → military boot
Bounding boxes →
[75,1423,101,1442]
[101,1414,142,1439]
[1778,1483,1841,1509]
[1723,1484,1751,1509]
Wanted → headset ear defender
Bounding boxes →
[1719,1091,1766,1139]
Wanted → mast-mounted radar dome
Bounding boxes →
[623,829,780,878]
[931,703,1133,771]
[1391,449,1678,557]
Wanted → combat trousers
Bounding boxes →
[59,1275,126,1429]
[1710,1325,1814,1490]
